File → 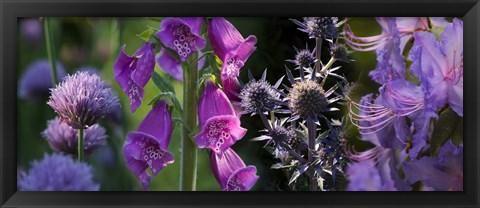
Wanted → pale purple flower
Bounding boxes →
[194,80,247,155]
[48,71,119,129]
[18,60,67,102]
[403,141,463,191]
[43,117,107,156]
[409,19,463,117]
[123,100,174,190]
[208,17,257,101]
[114,42,156,113]
[344,17,449,52]
[346,147,411,191]
[210,148,259,191]
[20,18,43,43]
[18,153,99,191]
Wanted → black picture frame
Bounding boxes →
[1,0,479,207]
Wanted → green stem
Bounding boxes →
[78,128,84,161]
[320,57,336,87]
[43,17,58,86]
[180,53,199,191]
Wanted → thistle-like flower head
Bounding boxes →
[43,117,107,156]
[238,71,283,115]
[330,43,351,63]
[292,17,339,39]
[287,45,317,69]
[18,153,99,191]
[48,71,120,129]
[287,79,328,119]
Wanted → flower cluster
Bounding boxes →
[345,18,463,191]
[240,17,349,191]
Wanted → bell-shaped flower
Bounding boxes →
[210,148,259,191]
[156,49,206,81]
[409,18,463,117]
[208,17,257,101]
[123,100,174,190]
[194,80,247,155]
[114,42,156,113]
[403,141,463,191]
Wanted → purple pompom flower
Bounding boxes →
[48,71,120,129]
[18,60,67,102]
[114,42,156,113]
[409,19,463,117]
[43,117,107,156]
[403,141,463,191]
[194,80,247,155]
[208,17,257,101]
[344,17,449,52]
[210,148,259,191]
[18,153,99,191]
[123,100,174,190]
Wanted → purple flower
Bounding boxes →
[210,148,259,191]
[409,19,463,117]
[123,100,174,190]
[403,141,463,191]
[345,17,448,52]
[114,42,156,113]
[346,147,411,191]
[208,17,257,101]
[18,153,99,191]
[155,49,206,81]
[43,117,107,156]
[20,18,43,43]
[194,80,247,154]
[48,71,120,129]
[18,60,67,102]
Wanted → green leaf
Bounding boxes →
[136,28,156,42]
[429,107,462,154]
[152,71,175,94]
[148,92,182,113]
[430,26,445,41]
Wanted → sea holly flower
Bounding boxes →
[287,45,317,69]
[210,148,259,191]
[344,17,449,52]
[43,117,107,156]
[208,17,257,101]
[114,42,156,113]
[403,141,463,191]
[123,100,174,190]
[409,19,463,117]
[18,60,67,102]
[48,71,120,129]
[194,80,247,154]
[238,71,283,115]
[291,17,339,39]
[18,153,99,191]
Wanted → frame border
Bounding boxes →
[1,0,479,207]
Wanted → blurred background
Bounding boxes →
[17,17,385,191]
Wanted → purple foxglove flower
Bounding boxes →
[210,148,259,191]
[345,17,449,52]
[18,153,99,191]
[18,60,67,102]
[194,80,247,154]
[403,141,463,191]
[409,19,463,117]
[155,48,206,81]
[43,117,107,156]
[346,147,411,191]
[48,71,120,129]
[114,42,156,113]
[123,100,174,190]
[157,17,206,62]
[208,17,257,100]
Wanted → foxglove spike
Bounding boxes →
[123,101,174,190]
[210,148,259,191]
[114,42,156,113]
